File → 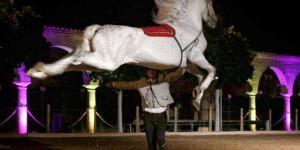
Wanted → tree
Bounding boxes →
[0,1,51,84]
[88,64,146,84]
[205,25,255,93]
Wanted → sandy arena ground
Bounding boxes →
[1,131,300,150]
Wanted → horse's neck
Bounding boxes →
[169,1,203,33]
[169,18,202,43]
[171,20,201,33]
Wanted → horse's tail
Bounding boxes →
[82,24,102,52]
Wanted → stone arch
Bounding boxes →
[248,52,300,131]
[258,67,283,97]
[269,67,287,89]
[269,66,289,95]
[257,67,285,130]
[291,73,300,130]
[292,74,300,96]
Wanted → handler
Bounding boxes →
[107,67,184,150]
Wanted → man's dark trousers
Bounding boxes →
[144,111,167,150]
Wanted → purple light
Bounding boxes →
[15,64,31,83]
[43,26,82,50]
[284,96,291,131]
[14,82,31,134]
[272,54,300,64]
[82,72,90,84]
[267,53,300,131]
[269,66,292,131]
[269,67,287,87]
[13,64,31,134]
[18,102,27,134]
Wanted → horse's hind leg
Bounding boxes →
[27,54,76,79]
[188,53,216,111]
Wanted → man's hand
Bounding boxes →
[106,81,114,88]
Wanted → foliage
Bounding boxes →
[0,1,51,70]
[205,25,255,88]
[87,64,146,83]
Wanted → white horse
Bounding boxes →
[27,0,217,111]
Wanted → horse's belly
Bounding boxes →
[131,38,185,69]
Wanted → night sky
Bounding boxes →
[16,0,300,55]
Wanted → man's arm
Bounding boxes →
[108,78,148,90]
[159,67,185,83]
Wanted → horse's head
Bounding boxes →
[201,0,218,28]
[152,0,217,29]
[191,0,218,29]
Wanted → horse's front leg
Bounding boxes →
[188,53,216,111]
[186,62,204,111]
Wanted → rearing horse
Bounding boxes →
[27,0,217,110]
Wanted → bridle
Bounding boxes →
[173,30,203,67]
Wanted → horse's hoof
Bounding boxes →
[33,61,45,69]
[26,69,34,77]
[26,69,48,79]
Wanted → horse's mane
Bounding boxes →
[152,0,187,24]
[205,0,218,28]
[152,0,217,27]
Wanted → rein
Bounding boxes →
[173,31,202,67]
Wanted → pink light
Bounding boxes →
[18,104,27,134]
[284,96,291,131]
[269,67,287,88]
[15,64,31,83]
[253,52,300,131]
[14,83,31,134]
[14,64,31,134]
[18,86,28,106]
[269,66,292,131]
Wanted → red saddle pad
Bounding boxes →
[142,24,175,37]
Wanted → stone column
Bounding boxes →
[13,64,31,134]
[215,89,220,131]
[248,93,257,131]
[283,95,291,131]
[13,81,31,134]
[83,80,99,133]
[117,90,123,133]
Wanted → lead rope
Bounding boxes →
[148,80,165,107]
